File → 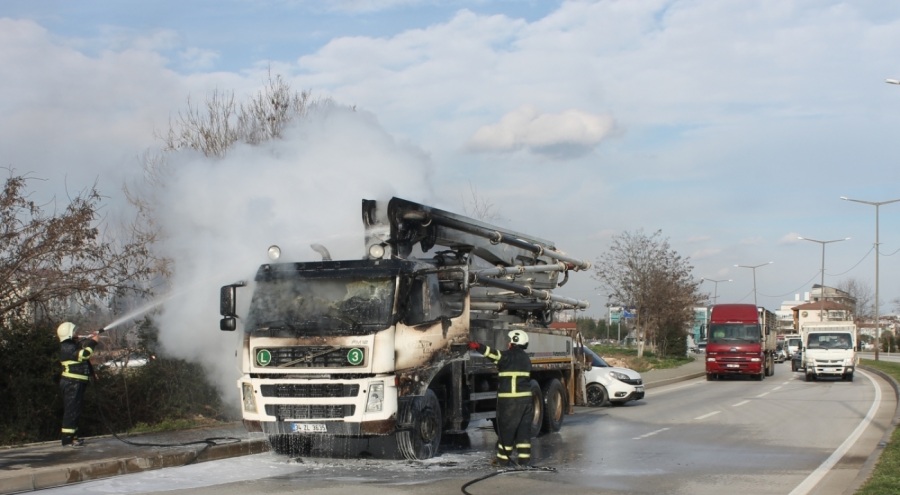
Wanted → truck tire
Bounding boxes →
[541,379,566,433]
[528,379,544,439]
[586,383,609,406]
[805,372,815,382]
[397,389,442,460]
[844,372,854,382]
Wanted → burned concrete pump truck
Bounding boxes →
[219,197,592,460]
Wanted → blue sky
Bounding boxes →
[4,0,900,326]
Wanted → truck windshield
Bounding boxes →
[807,333,852,350]
[708,324,760,343]
[246,276,395,335]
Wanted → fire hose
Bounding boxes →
[460,465,557,495]
[88,329,241,463]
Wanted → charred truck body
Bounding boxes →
[219,197,591,459]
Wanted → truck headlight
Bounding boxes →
[241,382,258,413]
[366,381,384,412]
[844,358,855,366]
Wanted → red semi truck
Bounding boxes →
[705,304,777,381]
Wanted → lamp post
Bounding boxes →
[702,278,732,305]
[840,196,900,360]
[797,236,850,322]
[735,262,773,308]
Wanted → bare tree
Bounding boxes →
[837,277,874,320]
[0,172,155,323]
[460,182,506,223]
[593,230,703,357]
[159,71,319,158]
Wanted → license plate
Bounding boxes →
[291,423,327,433]
[635,386,644,393]
[726,364,740,368]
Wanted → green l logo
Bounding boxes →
[256,349,272,366]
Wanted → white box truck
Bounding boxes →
[800,322,857,381]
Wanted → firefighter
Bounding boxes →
[468,329,533,467]
[57,322,99,447]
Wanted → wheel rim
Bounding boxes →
[587,384,607,406]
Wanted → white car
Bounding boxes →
[583,347,645,407]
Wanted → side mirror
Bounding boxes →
[220,317,237,331]
[219,282,245,332]
[220,283,244,317]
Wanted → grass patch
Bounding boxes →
[591,344,694,373]
[126,415,225,435]
[855,360,900,495]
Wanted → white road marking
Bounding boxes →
[789,369,882,495]
[633,427,670,440]
[694,411,721,420]
[732,400,750,407]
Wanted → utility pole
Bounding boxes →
[840,196,900,360]
[735,262,773,308]
[797,236,849,322]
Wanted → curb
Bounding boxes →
[841,365,900,495]
[1,438,270,495]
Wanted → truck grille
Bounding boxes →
[267,404,355,420]
[260,383,359,398]
[257,346,364,368]
[621,378,643,386]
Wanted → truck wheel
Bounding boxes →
[541,379,566,433]
[397,389,442,460]
[586,383,609,406]
[844,372,854,382]
[528,379,544,438]
[706,373,716,381]
[805,372,814,382]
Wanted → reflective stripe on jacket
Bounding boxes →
[473,342,532,399]
[60,338,96,381]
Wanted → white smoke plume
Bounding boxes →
[148,105,434,406]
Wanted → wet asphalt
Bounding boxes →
[0,358,706,494]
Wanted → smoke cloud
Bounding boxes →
[148,105,434,405]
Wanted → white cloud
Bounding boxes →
[465,104,614,158]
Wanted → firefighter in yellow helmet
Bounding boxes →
[57,322,100,447]
[468,329,533,467]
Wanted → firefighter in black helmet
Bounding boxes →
[57,322,99,447]
[468,329,533,467]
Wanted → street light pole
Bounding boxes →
[797,236,850,322]
[702,278,732,305]
[735,262,773,308]
[840,197,900,360]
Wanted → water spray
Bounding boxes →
[101,294,174,332]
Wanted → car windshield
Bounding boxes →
[806,333,853,350]
[584,347,610,367]
[708,323,760,343]
[246,276,395,335]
